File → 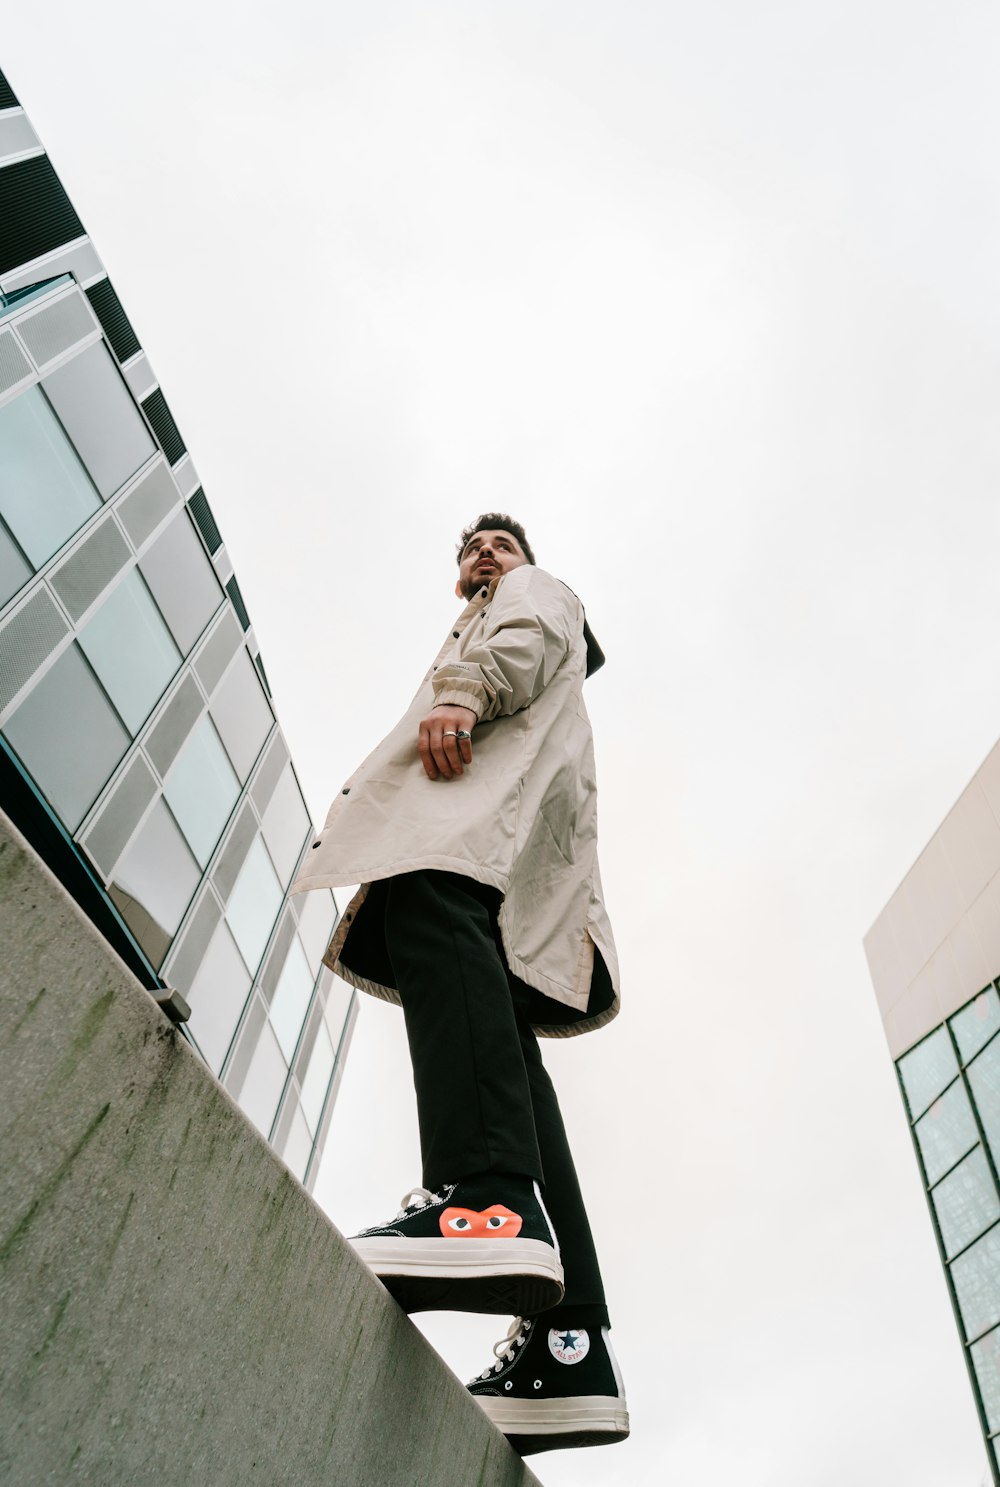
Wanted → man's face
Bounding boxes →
[455,528,529,600]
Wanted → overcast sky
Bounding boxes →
[7,3,1000,1481]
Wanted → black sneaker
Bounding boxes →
[349,1176,564,1315]
[468,1315,629,1455]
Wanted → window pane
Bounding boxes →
[237,1020,287,1138]
[932,1148,1000,1259]
[269,938,315,1061]
[0,520,30,607]
[968,1038,1000,1173]
[915,1081,980,1186]
[952,988,1000,1065]
[42,341,155,499]
[971,1327,1000,1435]
[163,714,239,867]
[950,1225,1000,1341]
[226,835,282,974]
[210,647,272,780]
[78,569,180,732]
[898,1028,959,1119]
[260,765,310,885]
[186,920,252,1073]
[324,978,354,1044]
[108,798,200,967]
[301,1023,335,1134]
[140,510,222,654]
[3,642,129,830]
[280,1101,313,1182]
[0,274,73,321]
[0,385,101,564]
[297,889,338,973]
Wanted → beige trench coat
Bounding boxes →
[291,564,620,1037]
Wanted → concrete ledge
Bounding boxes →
[0,812,540,1486]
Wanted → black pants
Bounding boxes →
[381,869,609,1328]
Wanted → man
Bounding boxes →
[292,515,627,1455]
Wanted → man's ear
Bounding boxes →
[455,579,463,598]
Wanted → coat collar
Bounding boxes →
[461,572,606,677]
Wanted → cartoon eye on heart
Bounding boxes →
[440,1204,523,1238]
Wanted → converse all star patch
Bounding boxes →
[548,1328,590,1364]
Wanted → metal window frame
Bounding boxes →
[899,1000,1000,1480]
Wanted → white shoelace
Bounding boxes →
[472,1317,532,1382]
[394,1184,450,1218]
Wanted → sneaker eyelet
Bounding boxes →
[504,1381,512,1390]
[533,1380,542,1390]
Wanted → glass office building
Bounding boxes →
[866,744,1000,1482]
[0,66,354,1190]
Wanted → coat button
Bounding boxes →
[312,841,321,849]
[452,630,459,639]
[342,787,350,795]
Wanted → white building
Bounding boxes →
[0,63,354,1189]
[866,740,1000,1480]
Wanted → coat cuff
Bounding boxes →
[431,685,485,720]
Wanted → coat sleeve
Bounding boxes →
[431,567,579,722]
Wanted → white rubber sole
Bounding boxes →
[475,1393,630,1436]
[351,1235,562,1281]
[350,1236,564,1314]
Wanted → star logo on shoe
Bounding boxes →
[439,1204,523,1238]
[548,1327,590,1364]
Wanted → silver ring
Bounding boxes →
[456,729,472,741]
[442,730,458,737]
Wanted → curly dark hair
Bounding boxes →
[456,513,536,566]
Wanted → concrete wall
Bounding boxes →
[0,812,540,1487]
[865,739,1000,1059]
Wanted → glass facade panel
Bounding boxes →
[238,1020,287,1138]
[139,510,222,654]
[280,1102,313,1182]
[970,1327,1000,1435]
[932,1148,1000,1259]
[297,888,338,973]
[0,274,73,321]
[42,340,156,500]
[163,714,239,868]
[898,1028,960,1118]
[301,1022,335,1134]
[950,1225,1000,1341]
[108,798,200,967]
[269,938,315,1061]
[78,569,180,733]
[324,978,354,1043]
[968,1038,1000,1171]
[0,520,31,608]
[0,385,101,564]
[914,1080,980,1186]
[260,765,310,885]
[953,988,1000,1065]
[186,920,252,1074]
[210,647,273,780]
[4,642,129,830]
[226,835,282,974]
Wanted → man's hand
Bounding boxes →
[418,705,477,781]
